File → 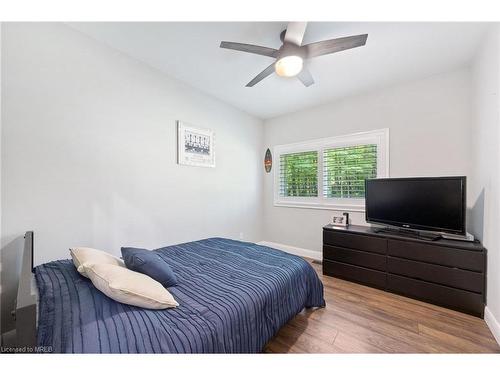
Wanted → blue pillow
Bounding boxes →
[121,247,178,288]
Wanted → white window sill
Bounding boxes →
[273,201,366,212]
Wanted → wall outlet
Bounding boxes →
[239,232,244,240]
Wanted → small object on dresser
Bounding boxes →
[332,212,349,228]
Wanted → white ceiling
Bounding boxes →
[68,22,489,119]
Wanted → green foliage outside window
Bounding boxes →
[280,151,318,197]
[323,144,377,198]
[279,145,377,199]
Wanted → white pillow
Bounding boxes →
[83,263,179,310]
[70,247,125,278]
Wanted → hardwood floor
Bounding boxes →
[264,259,500,353]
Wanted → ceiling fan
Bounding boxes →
[220,22,368,87]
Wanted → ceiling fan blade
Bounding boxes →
[246,63,276,87]
[284,22,308,46]
[297,68,314,87]
[220,41,278,58]
[303,34,368,58]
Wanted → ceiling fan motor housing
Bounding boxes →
[278,43,306,60]
[279,29,287,42]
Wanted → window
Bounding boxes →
[279,151,318,197]
[323,144,377,199]
[274,129,389,211]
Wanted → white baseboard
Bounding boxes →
[485,306,500,345]
[257,241,322,261]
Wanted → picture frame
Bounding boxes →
[332,212,349,228]
[177,121,215,168]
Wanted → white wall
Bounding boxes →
[263,68,474,253]
[0,23,264,333]
[471,25,500,342]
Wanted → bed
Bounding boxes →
[29,236,325,353]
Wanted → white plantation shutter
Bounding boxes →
[273,129,389,210]
[323,144,378,199]
[279,151,318,197]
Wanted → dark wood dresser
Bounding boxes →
[323,224,487,317]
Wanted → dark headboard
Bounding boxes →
[16,231,35,308]
[15,231,37,349]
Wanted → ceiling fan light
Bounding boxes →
[275,55,303,77]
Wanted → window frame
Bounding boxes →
[273,129,390,211]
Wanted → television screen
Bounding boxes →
[365,177,466,235]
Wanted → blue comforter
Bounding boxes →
[35,238,325,353]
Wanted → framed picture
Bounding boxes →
[332,212,349,228]
[177,121,215,168]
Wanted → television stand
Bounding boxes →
[322,224,486,317]
[372,227,441,241]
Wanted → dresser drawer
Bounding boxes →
[324,245,386,271]
[387,256,484,293]
[323,260,386,289]
[387,239,485,272]
[323,230,386,254]
[387,274,484,317]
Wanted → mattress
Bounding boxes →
[35,237,325,353]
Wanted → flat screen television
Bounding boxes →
[365,176,466,235]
